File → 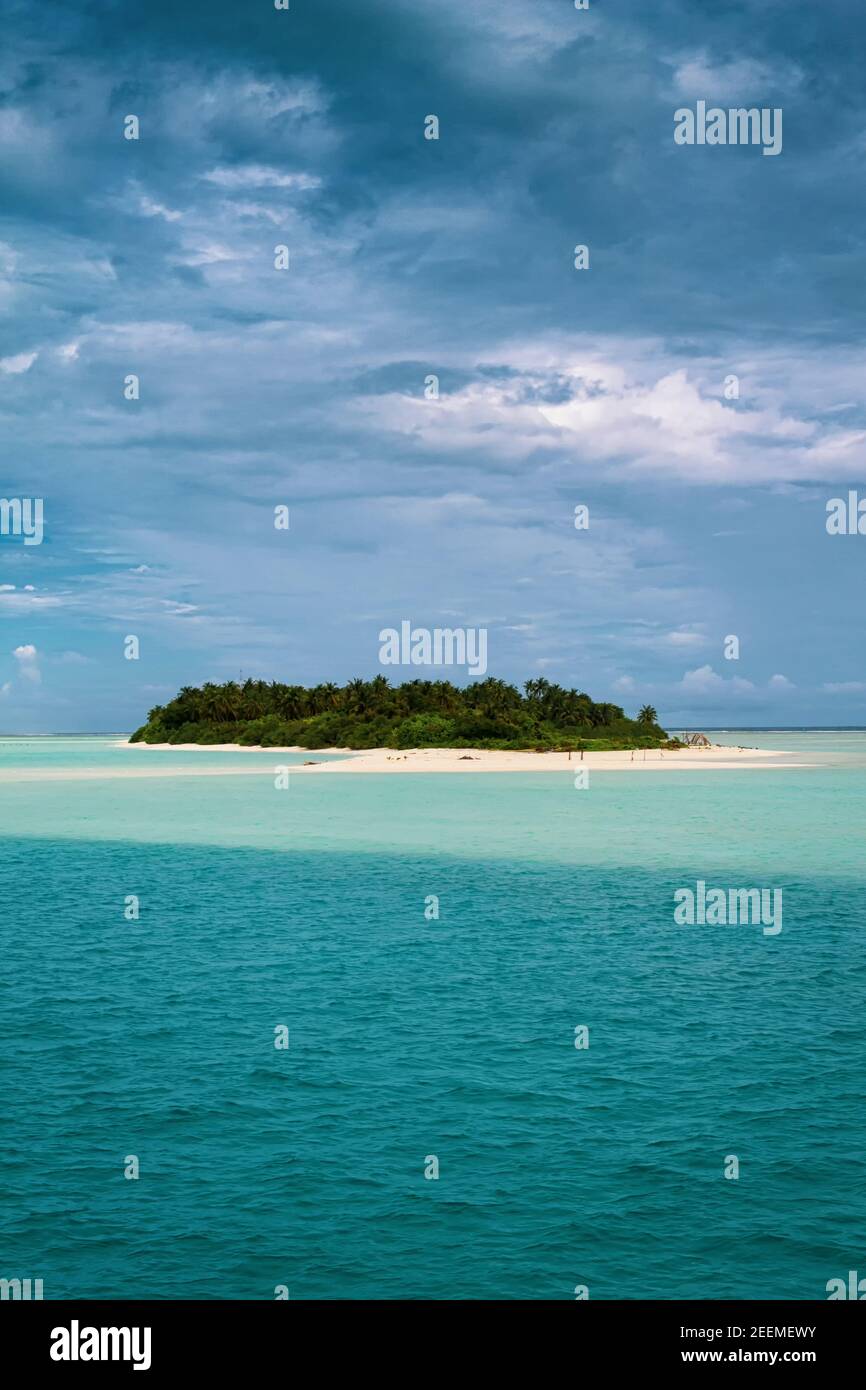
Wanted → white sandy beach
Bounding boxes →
[112,741,805,774]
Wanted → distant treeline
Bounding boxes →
[131,677,672,751]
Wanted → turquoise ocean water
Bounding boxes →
[0,733,863,1300]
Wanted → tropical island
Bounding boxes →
[130,676,675,751]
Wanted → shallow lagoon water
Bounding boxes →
[0,734,863,1299]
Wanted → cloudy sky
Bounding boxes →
[1,0,864,731]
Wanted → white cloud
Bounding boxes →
[669,53,787,100]
[356,342,866,484]
[13,643,40,682]
[0,350,37,374]
[88,258,117,281]
[0,589,64,612]
[679,666,796,698]
[537,368,816,482]
[160,599,199,615]
[86,321,198,353]
[229,201,286,226]
[202,165,320,191]
[823,681,866,694]
[664,627,707,649]
[140,194,183,222]
[403,0,592,62]
[680,664,755,695]
[176,240,250,268]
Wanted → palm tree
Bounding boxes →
[140,674,665,750]
[197,682,223,722]
[346,678,371,714]
[524,677,551,703]
[310,683,340,715]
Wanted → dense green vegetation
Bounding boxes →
[130,677,672,750]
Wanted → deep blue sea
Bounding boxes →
[0,734,864,1299]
